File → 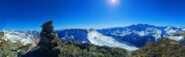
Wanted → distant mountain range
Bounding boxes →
[56,24,185,51]
[3,24,185,51]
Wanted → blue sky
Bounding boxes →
[0,0,185,30]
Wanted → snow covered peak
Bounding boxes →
[3,30,37,45]
[183,28,185,31]
[164,26,177,35]
[168,36,184,41]
[87,30,138,51]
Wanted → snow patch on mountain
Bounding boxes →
[168,36,184,41]
[165,26,177,35]
[3,30,37,45]
[146,28,162,40]
[138,31,145,36]
[111,29,132,36]
[183,28,185,31]
[87,30,138,51]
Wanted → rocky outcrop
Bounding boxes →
[23,21,62,57]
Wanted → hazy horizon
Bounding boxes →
[1,23,185,31]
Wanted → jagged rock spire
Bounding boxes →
[24,21,62,57]
[38,20,61,57]
[41,21,54,36]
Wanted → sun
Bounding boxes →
[110,0,118,5]
[111,0,116,3]
[108,0,119,6]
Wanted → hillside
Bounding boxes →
[60,40,127,57]
[132,38,185,57]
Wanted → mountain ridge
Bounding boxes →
[2,24,185,51]
[57,24,185,50]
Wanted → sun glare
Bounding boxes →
[111,0,116,3]
[109,0,118,5]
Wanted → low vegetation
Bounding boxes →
[132,38,185,57]
[59,40,127,57]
